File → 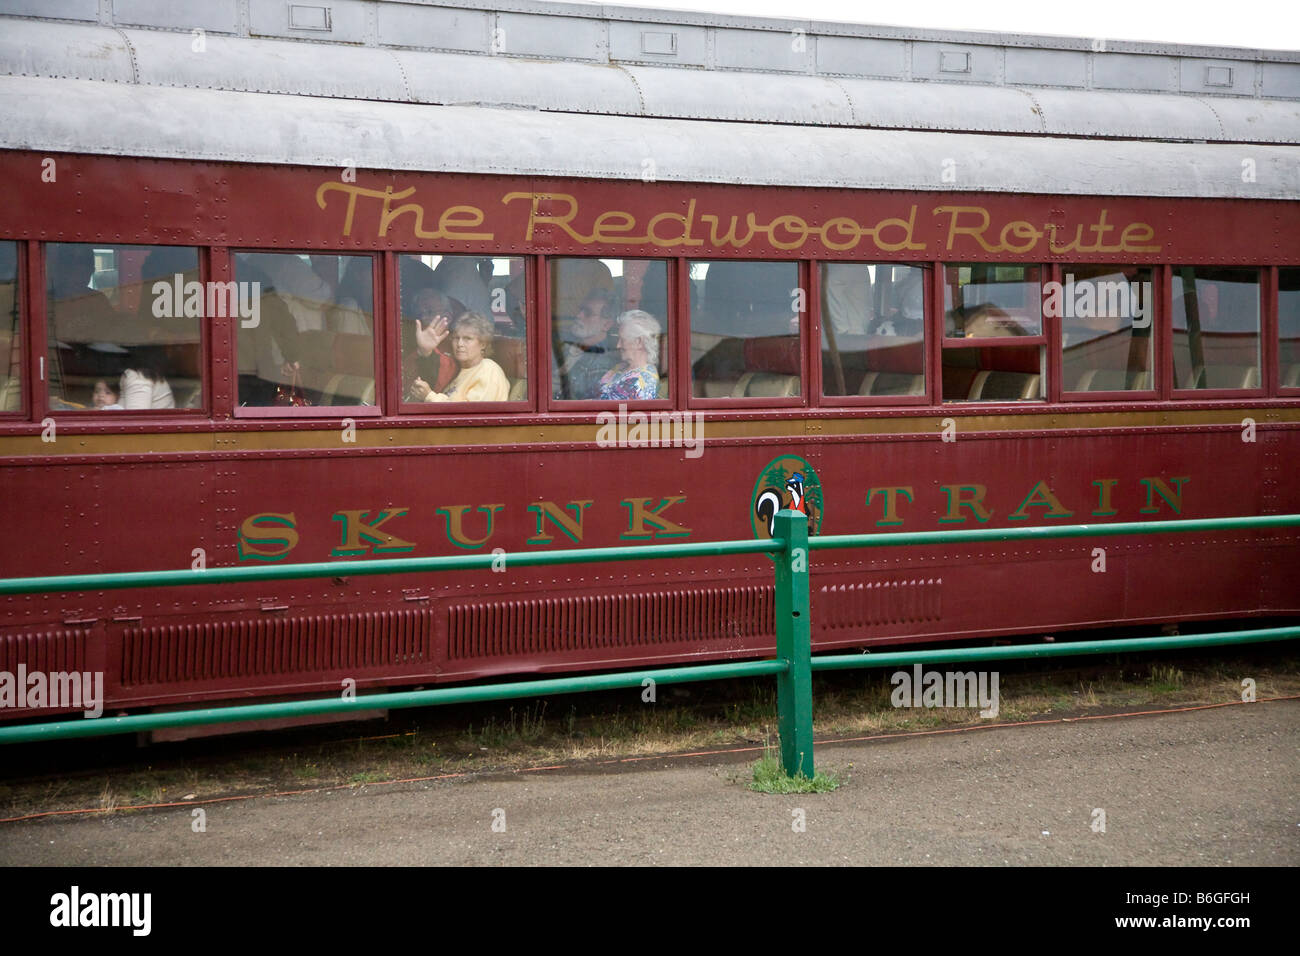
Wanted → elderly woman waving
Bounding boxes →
[598,310,661,401]
[411,311,509,403]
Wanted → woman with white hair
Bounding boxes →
[598,310,661,401]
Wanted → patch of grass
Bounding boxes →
[468,702,550,750]
[293,763,320,780]
[129,784,166,805]
[749,749,842,794]
[348,771,386,784]
[97,781,118,816]
[1148,664,1185,693]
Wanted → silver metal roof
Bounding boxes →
[0,1,1297,198]
[4,74,1295,200]
[5,0,1299,62]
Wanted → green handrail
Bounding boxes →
[810,626,1300,671]
[1,512,1297,775]
[807,514,1300,551]
[0,537,783,596]
[0,660,789,745]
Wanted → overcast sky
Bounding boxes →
[583,0,1299,52]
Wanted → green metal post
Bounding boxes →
[773,510,813,778]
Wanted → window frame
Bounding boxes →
[392,250,532,416]
[231,247,384,419]
[42,241,211,418]
[545,255,675,413]
[938,261,1047,404]
[1167,264,1266,400]
[0,238,26,418]
[814,259,930,408]
[1055,261,1159,404]
[685,257,808,411]
[1273,265,1300,398]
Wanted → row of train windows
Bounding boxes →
[2,241,1299,414]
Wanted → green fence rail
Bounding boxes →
[2,513,1298,775]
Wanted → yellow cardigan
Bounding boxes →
[427,358,509,402]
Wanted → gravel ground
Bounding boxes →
[2,700,1296,866]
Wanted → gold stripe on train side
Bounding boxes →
[2,406,1298,457]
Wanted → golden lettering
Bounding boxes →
[1008,481,1074,520]
[1087,209,1118,251]
[870,205,927,252]
[319,182,1162,257]
[1139,477,1189,515]
[590,210,639,242]
[999,220,1043,254]
[939,484,993,523]
[933,205,1001,253]
[316,182,393,237]
[867,487,914,527]
[237,513,299,562]
[437,204,490,238]
[621,496,691,540]
[821,217,862,251]
[331,508,415,556]
[767,214,811,250]
[645,201,703,247]
[1119,221,1160,253]
[1047,222,1085,255]
[502,191,590,242]
[526,500,593,545]
[316,182,493,240]
[436,504,504,549]
[699,213,754,248]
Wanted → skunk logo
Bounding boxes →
[751,456,823,542]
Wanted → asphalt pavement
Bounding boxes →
[2,701,1296,866]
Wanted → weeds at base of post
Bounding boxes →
[748,746,842,794]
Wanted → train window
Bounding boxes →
[0,242,18,413]
[45,243,202,411]
[1278,268,1300,390]
[942,264,1043,402]
[689,260,801,400]
[1058,265,1155,393]
[821,262,925,398]
[233,252,375,408]
[1172,267,1261,391]
[944,264,1042,337]
[551,258,669,402]
[397,254,525,406]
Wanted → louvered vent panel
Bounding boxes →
[448,585,774,660]
[0,629,88,674]
[120,610,432,686]
[817,577,944,629]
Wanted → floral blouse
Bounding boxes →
[598,364,658,401]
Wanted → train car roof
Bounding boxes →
[1,0,1298,199]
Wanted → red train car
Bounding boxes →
[1,1,1298,723]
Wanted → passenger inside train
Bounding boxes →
[400,253,528,403]
[402,287,458,402]
[412,311,509,403]
[44,242,201,410]
[551,287,620,400]
[234,251,377,407]
[598,310,661,401]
